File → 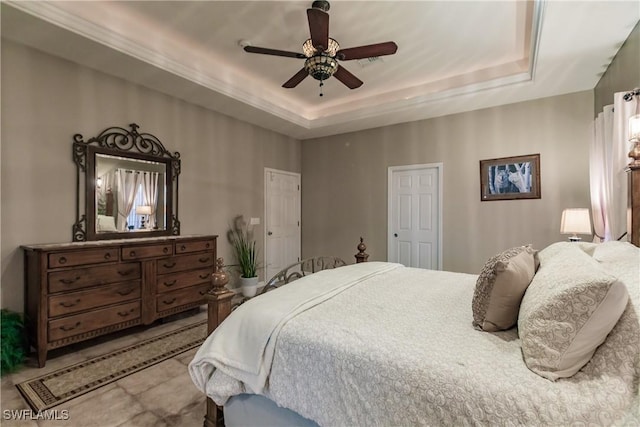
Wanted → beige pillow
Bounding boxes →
[518,244,629,380]
[472,245,538,332]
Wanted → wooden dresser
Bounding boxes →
[22,235,217,367]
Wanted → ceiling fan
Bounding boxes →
[243,0,398,96]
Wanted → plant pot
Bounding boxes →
[240,276,259,297]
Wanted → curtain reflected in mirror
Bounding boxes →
[95,153,167,234]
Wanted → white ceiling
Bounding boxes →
[2,1,638,140]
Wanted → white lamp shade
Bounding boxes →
[136,205,151,215]
[629,114,640,141]
[560,208,592,235]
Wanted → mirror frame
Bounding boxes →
[72,123,181,241]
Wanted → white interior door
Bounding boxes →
[388,164,442,269]
[265,169,301,281]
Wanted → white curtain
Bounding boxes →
[96,170,117,216]
[116,169,141,231]
[590,91,638,241]
[141,172,159,229]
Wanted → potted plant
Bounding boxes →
[228,216,259,297]
[1,309,25,376]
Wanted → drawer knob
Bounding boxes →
[117,269,135,276]
[162,298,177,305]
[198,257,210,263]
[60,276,81,285]
[163,280,177,287]
[59,322,81,332]
[129,250,136,257]
[205,243,211,248]
[60,299,81,308]
[58,256,67,265]
[117,289,135,296]
[199,273,209,280]
[117,308,135,317]
[199,289,208,296]
[163,247,169,254]
[104,253,111,260]
[163,262,176,269]
[180,245,186,251]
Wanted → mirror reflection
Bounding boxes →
[95,153,167,234]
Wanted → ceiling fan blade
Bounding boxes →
[307,8,329,50]
[244,46,306,59]
[336,41,398,61]
[282,68,309,88]
[333,65,363,89]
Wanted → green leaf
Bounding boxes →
[1,309,26,376]
[229,217,259,278]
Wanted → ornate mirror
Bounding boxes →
[72,123,181,241]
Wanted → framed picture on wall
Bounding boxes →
[479,154,541,201]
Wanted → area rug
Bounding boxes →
[16,320,207,411]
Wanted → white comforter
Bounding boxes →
[189,242,640,426]
[189,262,402,395]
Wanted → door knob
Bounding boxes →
[394,233,398,237]
[268,231,273,236]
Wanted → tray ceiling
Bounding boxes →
[2,1,638,139]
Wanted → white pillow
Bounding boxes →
[518,244,629,380]
[97,215,117,232]
[537,241,597,264]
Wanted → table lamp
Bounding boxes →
[560,208,592,242]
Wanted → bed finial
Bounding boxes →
[355,237,369,263]
[210,257,229,292]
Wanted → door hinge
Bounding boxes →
[297,184,300,191]
[298,221,300,227]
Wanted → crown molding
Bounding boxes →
[5,0,313,129]
[4,0,544,136]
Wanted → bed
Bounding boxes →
[190,226,639,425]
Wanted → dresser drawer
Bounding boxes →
[156,283,210,313]
[157,252,215,275]
[48,263,141,293]
[48,281,141,317]
[122,244,172,260]
[48,248,118,268]
[48,301,140,342]
[156,268,212,293]
[175,239,215,255]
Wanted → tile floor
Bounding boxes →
[1,309,208,427]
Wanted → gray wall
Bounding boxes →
[0,40,301,312]
[301,91,594,274]
[594,21,640,114]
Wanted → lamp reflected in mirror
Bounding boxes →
[136,205,152,230]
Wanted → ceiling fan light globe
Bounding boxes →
[302,39,316,57]
[325,38,340,56]
[303,38,340,58]
[304,54,338,81]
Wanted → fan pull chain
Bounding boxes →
[319,79,324,97]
